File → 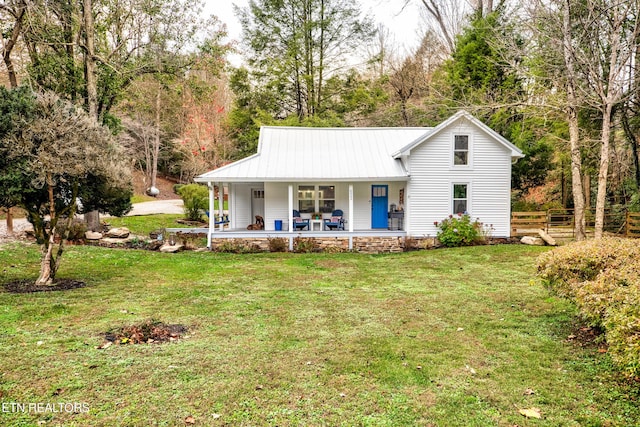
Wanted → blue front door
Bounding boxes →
[371,185,388,229]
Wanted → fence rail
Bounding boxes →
[511,209,640,239]
[627,212,640,238]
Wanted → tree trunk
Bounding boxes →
[569,108,586,240]
[562,0,586,240]
[3,1,26,235]
[36,179,57,286]
[594,104,613,239]
[83,0,98,117]
[152,87,161,190]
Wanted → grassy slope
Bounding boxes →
[0,244,638,426]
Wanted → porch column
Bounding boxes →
[348,184,354,232]
[218,183,224,232]
[207,182,214,248]
[288,184,294,232]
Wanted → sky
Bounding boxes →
[205,0,425,65]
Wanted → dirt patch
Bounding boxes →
[3,279,86,293]
[133,171,180,200]
[102,320,188,346]
[566,323,606,350]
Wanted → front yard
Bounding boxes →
[0,243,638,426]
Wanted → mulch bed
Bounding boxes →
[102,320,188,346]
[3,279,86,293]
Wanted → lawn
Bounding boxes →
[0,243,638,426]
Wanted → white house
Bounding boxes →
[194,110,524,250]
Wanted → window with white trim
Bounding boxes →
[453,184,468,214]
[453,135,469,166]
[297,185,335,213]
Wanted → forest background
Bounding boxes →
[2,0,639,241]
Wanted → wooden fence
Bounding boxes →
[627,212,640,238]
[511,209,640,239]
[510,212,547,237]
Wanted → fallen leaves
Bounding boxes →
[519,407,542,419]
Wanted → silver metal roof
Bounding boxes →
[195,126,431,183]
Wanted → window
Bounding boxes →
[298,185,315,213]
[298,185,335,213]
[318,185,335,213]
[454,135,469,165]
[453,184,468,214]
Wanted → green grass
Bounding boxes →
[0,243,638,426]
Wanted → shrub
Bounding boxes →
[267,237,288,252]
[176,183,208,221]
[435,214,485,247]
[537,237,640,378]
[293,237,318,253]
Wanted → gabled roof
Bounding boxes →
[392,110,524,159]
[195,126,431,183]
[194,110,524,183]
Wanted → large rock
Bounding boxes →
[521,236,545,246]
[160,243,184,253]
[105,227,130,238]
[538,229,557,246]
[85,231,103,240]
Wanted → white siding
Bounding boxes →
[230,183,255,229]
[407,119,513,237]
[265,182,290,231]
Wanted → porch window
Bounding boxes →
[298,185,315,213]
[453,184,468,214]
[297,184,336,214]
[454,135,469,165]
[319,185,335,213]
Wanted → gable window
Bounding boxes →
[298,185,335,214]
[453,184,468,214]
[454,135,469,165]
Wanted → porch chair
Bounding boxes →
[292,210,310,231]
[324,209,345,230]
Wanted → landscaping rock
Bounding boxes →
[160,243,184,253]
[85,231,103,240]
[538,229,557,246]
[521,236,545,246]
[105,227,130,238]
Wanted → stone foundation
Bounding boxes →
[207,235,441,253]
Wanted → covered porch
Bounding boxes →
[199,180,407,250]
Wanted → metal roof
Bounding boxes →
[195,126,431,183]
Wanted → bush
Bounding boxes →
[176,183,208,221]
[268,237,288,252]
[435,214,486,247]
[537,237,640,377]
[293,237,318,253]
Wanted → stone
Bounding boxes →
[521,236,545,246]
[160,243,184,253]
[538,229,557,246]
[105,227,130,238]
[85,231,103,240]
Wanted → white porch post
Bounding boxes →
[288,184,294,232]
[348,184,354,232]
[288,184,294,252]
[218,183,224,231]
[207,182,214,248]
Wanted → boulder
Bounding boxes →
[538,229,557,246]
[105,227,130,238]
[85,231,103,240]
[521,236,545,246]
[160,243,184,253]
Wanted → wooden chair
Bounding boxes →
[292,210,310,230]
[324,209,344,230]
